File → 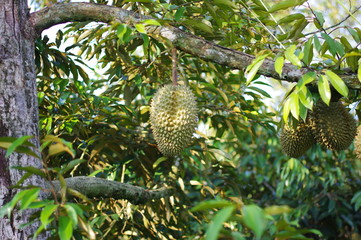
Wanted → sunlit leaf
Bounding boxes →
[275,56,284,76]
[289,92,299,120]
[318,75,331,105]
[285,45,302,67]
[283,97,291,122]
[40,204,58,228]
[325,70,348,97]
[245,54,269,85]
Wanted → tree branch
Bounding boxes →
[48,176,173,205]
[30,2,361,89]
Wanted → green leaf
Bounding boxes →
[297,72,316,89]
[6,136,34,158]
[318,75,331,105]
[20,188,41,210]
[275,56,284,76]
[181,19,213,33]
[289,92,300,120]
[298,86,313,110]
[285,45,302,67]
[268,0,306,13]
[64,204,79,227]
[247,86,271,98]
[321,33,337,57]
[141,19,161,26]
[348,27,360,43]
[174,7,185,21]
[135,24,146,33]
[242,205,267,239]
[325,70,348,97]
[153,156,168,169]
[283,97,291,122]
[278,13,305,24]
[351,191,361,211]
[303,38,314,65]
[205,206,236,240]
[314,11,325,27]
[40,204,58,228]
[59,216,73,240]
[59,159,86,175]
[313,35,322,52]
[245,54,268,85]
[191,200,235,212]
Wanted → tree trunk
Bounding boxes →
[0,0,43,239]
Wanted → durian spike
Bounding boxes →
[150,85,198,156]
[354,125,361,160]
[309,100,357,151]
[279,122,315,158]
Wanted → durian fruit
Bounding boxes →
[309,100,357,151]
[354,125,361,160]
[280,122,316,158]
[150,84,198,156]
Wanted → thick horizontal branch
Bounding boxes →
[48,176,173,205]
[30,2,361,89]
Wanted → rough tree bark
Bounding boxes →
[0,0,43,239]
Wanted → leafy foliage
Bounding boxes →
[3,0,361,239]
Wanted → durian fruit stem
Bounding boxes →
[172,48,178,86]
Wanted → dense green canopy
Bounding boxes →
[1,0,361,239]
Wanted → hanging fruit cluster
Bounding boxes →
[280,100,357,158]
[150,85,198,156]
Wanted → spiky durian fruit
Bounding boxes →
[150,85,198,156]
[309,100,357,151]
[280,122,316,158]
[354,125,361,160]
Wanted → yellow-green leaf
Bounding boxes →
[358,61,361,83]
[283,97,291,122]
[325,70,348,97]
[48,143,75,158]
[318,75,331,105]
[285,45,302,67]
[289,92,299,120]
[135,24,146,33]
[275,56,284,76]
[245,54,269,85]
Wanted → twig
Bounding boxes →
[304,4,361,37]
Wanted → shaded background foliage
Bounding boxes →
[21,0,361,239]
